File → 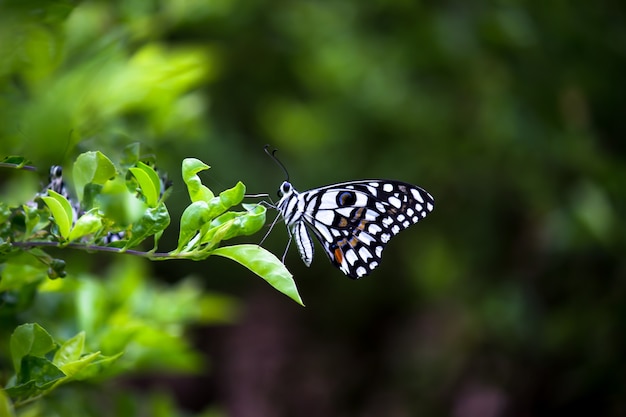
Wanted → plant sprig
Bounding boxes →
[1,150,302,305]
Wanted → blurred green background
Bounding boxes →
[1,0,625,416]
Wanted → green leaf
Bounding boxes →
[239,203,267,235]
[73,151,117,200]
[123,203,170,250]
[218,181,245,208]
[212,244,304,306]
[176,201,210,251]
[56,352,102,381]
[202,212,238,242]
[14,356,65,389]
[0,388,16,417]
[181,158,214,202]
[0,252,48,292]
[129,161,161,207]
[0,156,31,170]
[201,204,266,246]
[97,176,146,226]
[22,204,47,240]
[41,190,73,240]
[203,181,246,220]
[71,352,123,381]
[4,357,66,402]
[53,332,85,367]
[52,332,119,381]
[10,324,57,374]
[68,211,102,242]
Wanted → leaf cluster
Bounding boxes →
[0,148,302,414]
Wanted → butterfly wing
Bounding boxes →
[298,180,434,279]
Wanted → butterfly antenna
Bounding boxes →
[264,145,290,182]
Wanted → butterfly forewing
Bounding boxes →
[277,179,434,279]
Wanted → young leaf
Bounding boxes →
[182,158,214,202]
[73,151,117,200]
[53,331,85,367]
[71,352,124,381]
[212,244,304,306]
[10,323,57,374]
[52,332,108,381]
[239,203,266,235]
[176,200,211,252]
[204,182,246,220]
[5,356,65,397]
[218,181,245,208]
[129,162,160,207]
[68,211,102,242]
[41,190,73,240]
[123,204,170,249]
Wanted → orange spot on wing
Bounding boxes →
[334,247,344,265]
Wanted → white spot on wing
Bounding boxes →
[375,246,383,257]
[358,246,372,262]
[388,196,401,208]
[318,192,339,209]
[345,249,358,265]
[356,266,367,277]
[316,210,334,225]
[411,188,424,203]
[383,183,394,192]
[427,202,434,212]
[369,224,382,234]
[358,232,376,246]
[391,225,400,234]
[355,193,368,206]
[336,207,353,217]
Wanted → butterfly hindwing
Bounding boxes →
[278,180,434,279]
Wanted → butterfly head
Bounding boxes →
[278,181,293,198]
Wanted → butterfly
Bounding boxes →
[274,179,435,279]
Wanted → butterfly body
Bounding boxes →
[276,179,434,279]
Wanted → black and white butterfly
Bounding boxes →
[273,177,434,279]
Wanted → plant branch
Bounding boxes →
[9,240,184,260]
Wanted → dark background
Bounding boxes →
[1,0,625,416]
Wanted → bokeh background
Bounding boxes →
[1,0,625,416]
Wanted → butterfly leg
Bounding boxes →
[258,210,283,246]
[282,232,292,264]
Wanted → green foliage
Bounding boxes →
[0,149,301,414]
[5,323,119,407]
[1,150,301,303]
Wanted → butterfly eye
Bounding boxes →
[278,181,292,197]
[50,165,63,178]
